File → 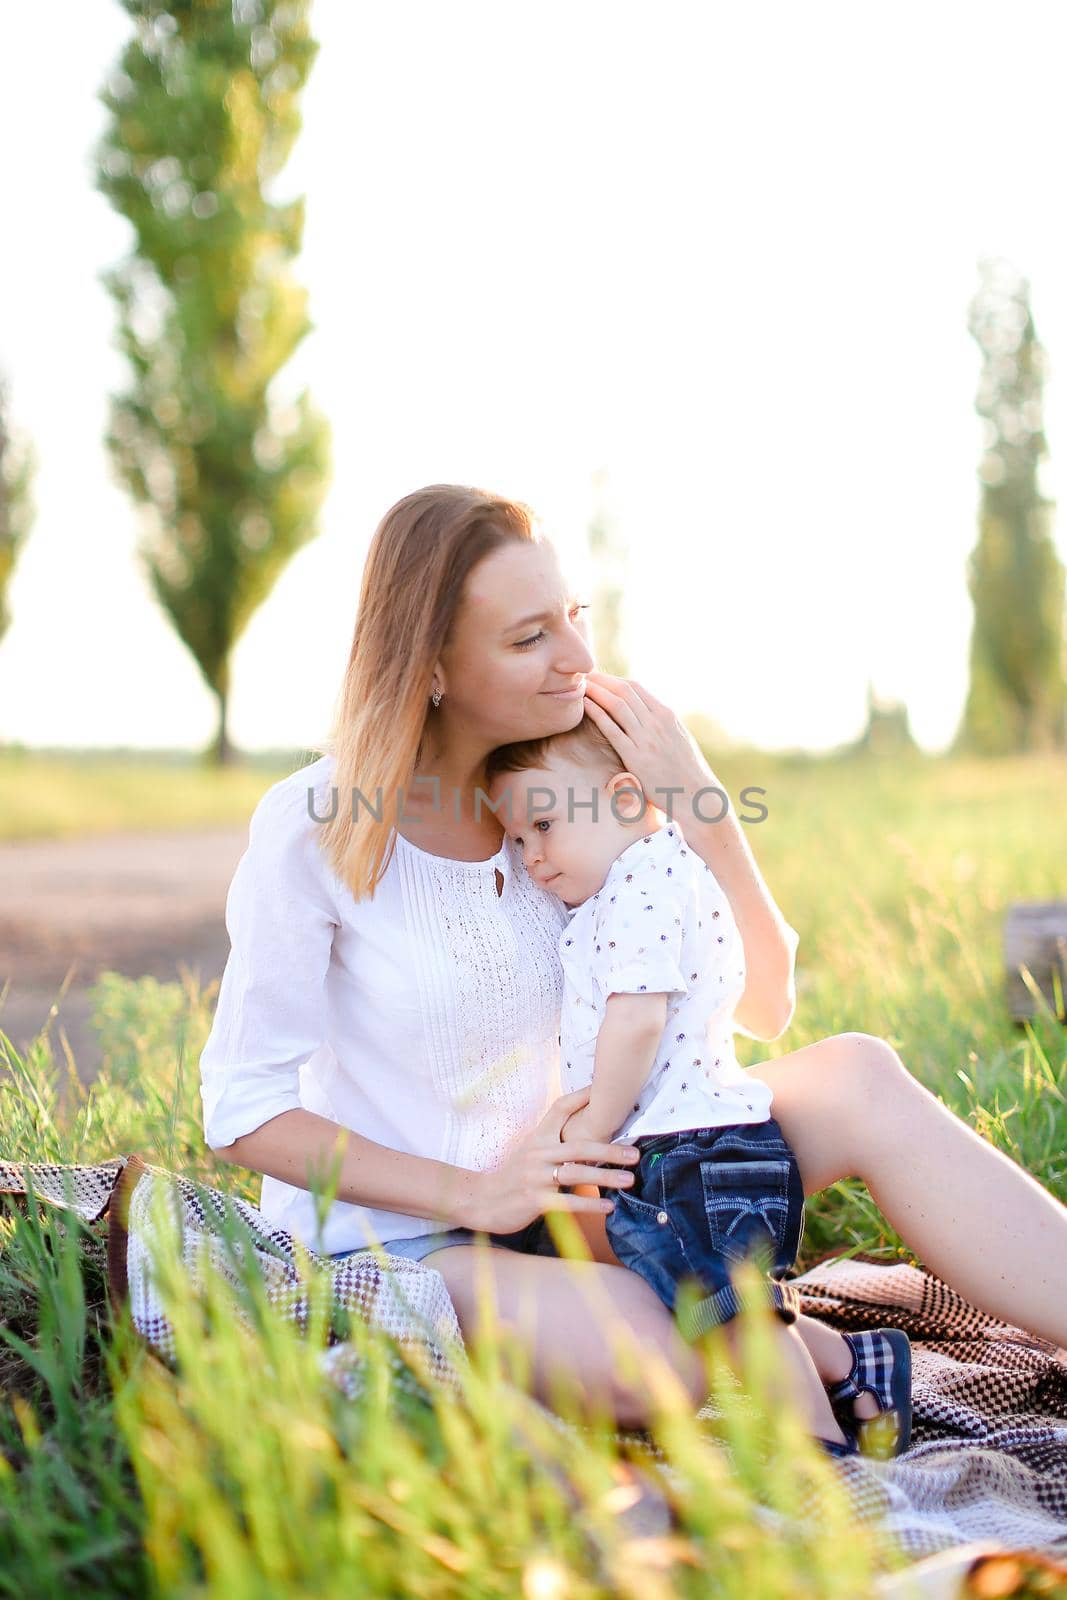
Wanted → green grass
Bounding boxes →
[2,748,1066,1594]
[0,747,313,840]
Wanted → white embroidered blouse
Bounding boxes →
[198,755,570,1256]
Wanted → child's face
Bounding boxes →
[489,759,644,909]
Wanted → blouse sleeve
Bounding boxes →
[592,856,690,1002]
[199,776,340,1151]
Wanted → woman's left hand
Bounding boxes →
[581,669,716,803]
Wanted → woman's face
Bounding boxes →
[437,540,597,749]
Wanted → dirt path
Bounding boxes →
[0,826,247,1086]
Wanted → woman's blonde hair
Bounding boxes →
[310,484,541,901]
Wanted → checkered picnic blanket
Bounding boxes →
[761,1257,1067,1561]
[3,1153,1067,1566]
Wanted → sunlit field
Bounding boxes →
[0,747,301,840]
[2,748,1065,1593]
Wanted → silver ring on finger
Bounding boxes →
[552,1164,561,1186]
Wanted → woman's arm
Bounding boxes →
[216,1110,489,1229]
[582,670,798,1041]
[201,778,494,1227]
[678,792,799,1039]
[219,1096,638,1239]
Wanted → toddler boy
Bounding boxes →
[486,715,913,1458]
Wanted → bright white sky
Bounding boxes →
[2,1,1066,755]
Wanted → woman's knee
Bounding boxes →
[818,1030,911,1101]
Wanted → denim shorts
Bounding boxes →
[330,1213,559,1266]
[602,1116,805,1340]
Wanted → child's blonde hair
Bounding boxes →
[485,712,625,789]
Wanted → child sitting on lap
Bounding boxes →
[486,715,912,1460]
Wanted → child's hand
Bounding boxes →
[560,1106,616,1146]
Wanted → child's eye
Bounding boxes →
[513,820,551,847]
[514,602,590,650]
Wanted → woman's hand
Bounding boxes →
[584,672,799,1041]
[466,1088,640,1234]
[581,669,717,807]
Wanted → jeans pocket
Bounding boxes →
[606,1185,670,1258]
[608,1185,664,1225]
[701,1157,792,1270]
[606,1187,685,1312]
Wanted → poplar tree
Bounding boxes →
[96,0,330,764]
[958,260,1066,754]
[0,376,35,647]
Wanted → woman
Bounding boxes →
[200,484,1067,1433]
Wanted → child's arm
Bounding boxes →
[562,991,668,1144]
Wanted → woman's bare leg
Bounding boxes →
[422,1239,851,1442]
[748,1031,1067,1349]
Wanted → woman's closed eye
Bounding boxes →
[514,602,590,650]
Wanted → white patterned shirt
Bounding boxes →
[557,822,773,1142]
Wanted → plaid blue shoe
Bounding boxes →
[827,1328,912,1459]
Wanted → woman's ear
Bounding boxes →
[605,771,646,822]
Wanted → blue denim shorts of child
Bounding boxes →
[602,1116,806,1341]
[330,1213,559,1266]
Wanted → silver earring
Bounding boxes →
[431,686,443,708]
